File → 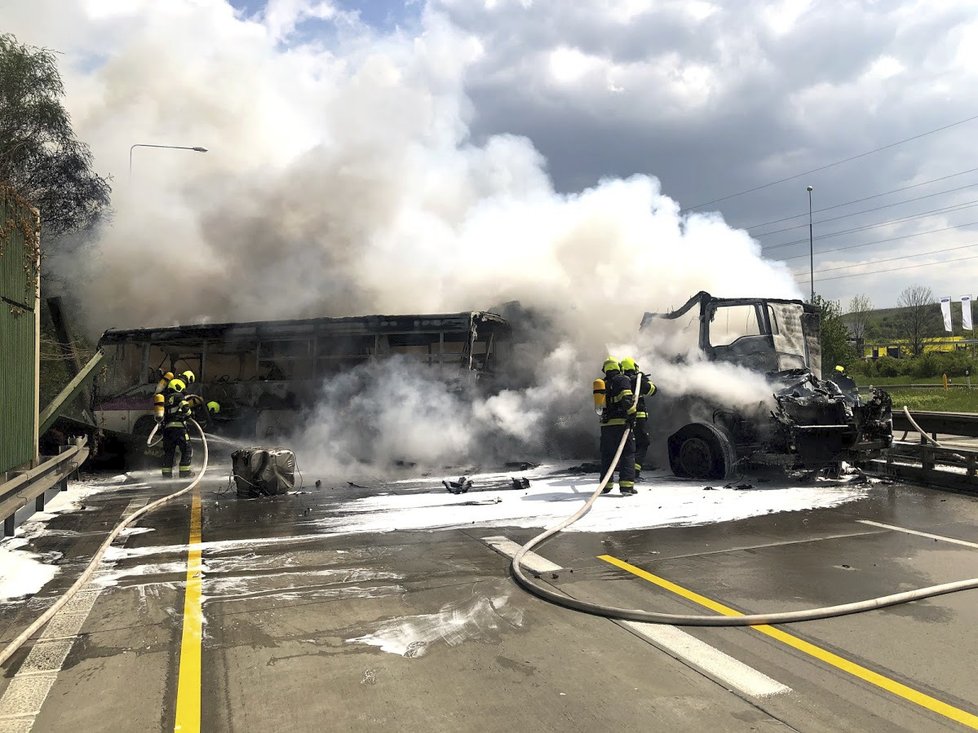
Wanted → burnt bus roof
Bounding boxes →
[99,311,510,346]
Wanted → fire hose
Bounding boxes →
[511,374,978,626]
[903,405,943,447]
[0,419,209,666]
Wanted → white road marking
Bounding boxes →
[480,536,562,573]
[622,621,791,698]
[0,498,148,730]
[857,520,978,550]
[480,535,789,699]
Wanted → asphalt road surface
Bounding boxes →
[2,448,978,732]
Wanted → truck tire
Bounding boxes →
[130,416,163,469]
[667,423,736,480]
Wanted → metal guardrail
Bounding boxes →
[891,410,978,439]
[872,442,978,493]
[0,437,89,536]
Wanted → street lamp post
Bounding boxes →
[806,185,814,301]
[129,144,208,180]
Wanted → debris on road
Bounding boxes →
[443,476,474,494]
[443,476,531,495]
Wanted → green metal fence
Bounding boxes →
[0,187,40,475]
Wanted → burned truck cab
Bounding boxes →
[642,292,892,479]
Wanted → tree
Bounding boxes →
[812,294,853,371]
[0,34,110,239]
[896,285,937,357]
[846,294,873,349]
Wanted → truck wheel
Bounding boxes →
[130,417,163,469]
[668,423,735,480]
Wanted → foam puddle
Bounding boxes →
[0,474,134,603]
[316,467,871,536]
[347,592,525,658]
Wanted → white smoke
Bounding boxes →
[8,1,802,471]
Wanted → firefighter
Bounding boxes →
[158,376,193,479]
[620,357,657,481]
[599,357,637,495]
[184,394,220,427]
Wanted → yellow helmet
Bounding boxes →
[168,377,187,393]
[602,357,621,373]
[834,365,846,374]
[207,401,221,414]
[620,356,638,372]
[181,370,196,384]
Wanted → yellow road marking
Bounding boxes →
[174,490,203,732]
[599,554,978,729]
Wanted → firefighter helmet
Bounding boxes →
[602,357,621,373]
[181,370,196,384]
[168,378,187,393]
[207,401,221,414]
[620,356,638,373]
[834,365,846,374]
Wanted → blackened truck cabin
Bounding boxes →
[93,311,510,457]
[641,292,892,479]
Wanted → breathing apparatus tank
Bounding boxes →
[592,378,606,415]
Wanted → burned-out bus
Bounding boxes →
[94,311,510,451]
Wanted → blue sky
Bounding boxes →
[229,0,419,32]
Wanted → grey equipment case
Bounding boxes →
[231,447,297,497]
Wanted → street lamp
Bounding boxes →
[806,185,814,301]
[129,144,208,180]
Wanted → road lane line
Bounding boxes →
[660,530,885,561]
[480,536,562,573]
[621,621,790,698]
[857,520,978,550]
[0,499,147,730]
[599,554,978,729]
[482,536,788,698]
[173,490,203,733]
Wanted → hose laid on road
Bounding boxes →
[0,420,209,667]
[511,376,978,626]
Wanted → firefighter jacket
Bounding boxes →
[600,371,636,427]
[626,371,657,421]
[162,391,192,429]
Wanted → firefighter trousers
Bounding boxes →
[634,419,650,477]
[600,424,636,491]
[162,426,193,477]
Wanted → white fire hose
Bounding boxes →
[511,374,978,625]
[0,420,209,666]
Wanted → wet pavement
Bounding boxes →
[1,449,978,732]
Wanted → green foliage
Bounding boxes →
[811,294,853,372]
[874,356,910,378]
[0,34,110,238]
[848,351,978,382]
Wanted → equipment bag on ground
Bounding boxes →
[231,447,296,497]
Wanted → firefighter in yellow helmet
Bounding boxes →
[620,357,656,481]
[598,357,637,495]
[160,377,193,478]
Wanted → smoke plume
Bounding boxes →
[16,1,801,471]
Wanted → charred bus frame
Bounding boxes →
[94,311,509,445]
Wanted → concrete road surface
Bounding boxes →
[2,451,978,732]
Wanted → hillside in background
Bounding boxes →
[840,301,973,341]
